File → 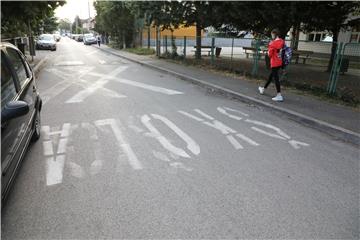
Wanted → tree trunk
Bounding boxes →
[122,30,126,49]
[327,30,339,72]
[147,26,150,49]
[290,23,300,50]
[195,24,202,60]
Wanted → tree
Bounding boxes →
[1,1,65,38]
[94,1,135,48]
[302,1,360,71]
[58,19,72,32]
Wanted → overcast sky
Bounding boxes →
[55,0,96,22]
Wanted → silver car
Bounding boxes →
[36,34,56,51]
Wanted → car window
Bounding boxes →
[1,52,17,111]
[6,47,28,87]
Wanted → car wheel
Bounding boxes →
[31,109,41,142]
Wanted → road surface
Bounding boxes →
[2,37,358,239]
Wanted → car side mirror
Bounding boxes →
[1,101,30,123]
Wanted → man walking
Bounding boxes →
[258,29,285,102]
[97,35,101,47]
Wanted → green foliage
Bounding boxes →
[1,1,65,38]
[94,1,135,48]
[58,19,71,31]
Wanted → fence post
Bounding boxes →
[251,40,260,76]
[230,37,234,71]
[211,37,215,65]
[327,42,344,94]
[183,36,187,59]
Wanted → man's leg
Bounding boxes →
[273,67,281,93]
[264,69,274,89]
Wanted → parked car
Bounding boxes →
[36,34,56,51]
[1,42,42,204]
[76,35,84,42]
[83,34,96,45]
[54,34,61,42]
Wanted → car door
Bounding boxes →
[1,47,36,198]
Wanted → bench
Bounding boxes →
[192,46,222,57]
[292,50,313,64]
[243,47,265,59]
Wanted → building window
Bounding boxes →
[307,32,326,42]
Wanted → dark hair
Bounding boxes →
[271,28,280,36]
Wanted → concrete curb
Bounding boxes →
[97,46,360,145]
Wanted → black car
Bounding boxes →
[1,42,42,203]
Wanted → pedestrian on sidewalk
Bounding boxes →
[258,29,285,102]
[97,35,101,47]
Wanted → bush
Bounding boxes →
[125,48,155,55]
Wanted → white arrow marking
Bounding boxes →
[288,140,310,149]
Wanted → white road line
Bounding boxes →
[245,119,291,139]
[194,109,215,120]
[178,110,204,121]
[251,127,286,140]
[87,72,184,95]
[217,107,243,120]
[66,66,127,103]
[95,118,142,170]
[226,135,243,149]
[54,61,84,66]
[236,133,260,146]
[203,120,237,135]
[288,140,310,149]
[151,114,200,155]
[57,138,68,154]
[224,107,249,117]
[41,126,51,140]
[43,141,54,156]
[99,60,106,64]
[141,115,190,158]
[46,155,65,186]
[60,123,71,137]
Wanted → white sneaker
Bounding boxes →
[258,86,265,95]
[272,94,284,102]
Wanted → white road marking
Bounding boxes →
[141,114,190,158]
[43,123,72,186]
[87,72,184,95]
[57,138,68,154]
[153,151,171,162]
[178,110,204,121]
[46,155,65,186]
[151,114,200,155]
[251,127,286,140]
[223,107,249,117]
[54,61,84,66]
[95,118,142,170]
[180,109,259,150]
[288,140,310,149]
[169,162,193,172]
[43,141,54,156]
[66,66,127,103]
[217,107,249,120]
[226,135,243,149]
[41,126,51,140]
[245,119,291,139]
[99,60,106,64]
[236,133,260,146]
[194,109,215,120]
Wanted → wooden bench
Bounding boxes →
[292,50,313,64]
[192,46,212,56]
[192,46,222,57]
[243,47,265,59]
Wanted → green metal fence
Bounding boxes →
[145,35,360,103]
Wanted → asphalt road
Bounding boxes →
[1,37,359,239]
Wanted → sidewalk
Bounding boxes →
[94,45,360,144]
